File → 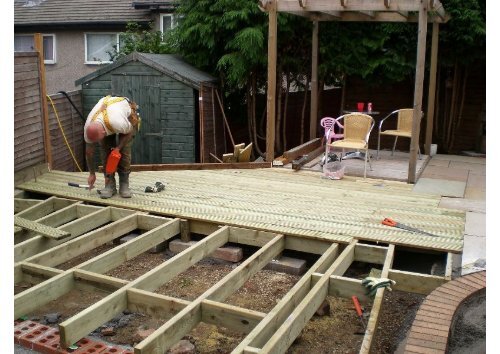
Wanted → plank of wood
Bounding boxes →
[59,227,230,347]
[283,138,322,161]
[291,146,324,171]
[388,269,447,294]
[202,299,266,334]
[354,244,388,265]
[124,162,271,171]
[77,219,180,274]
[134,234,285,353]
[359,244,395,354]
[127,288,189,320]
[26,213,139,267]
[232,243,340,352]
[238,142,253,162]
[14,198,43,213]
[259,241,356,352]
[14,216,71,240]
[223,153,238,163]
[15,206,111,262]
[14,271,74,319]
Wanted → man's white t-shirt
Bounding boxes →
[84,97,133,143]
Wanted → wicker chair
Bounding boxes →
[376,109,422,159]
[328,113,375,178]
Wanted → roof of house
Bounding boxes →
[75,52,218,89]
[14,0,152,26]
[132,0,177,10]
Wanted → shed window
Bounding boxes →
[14,34,56,64]
[85,33,120,64]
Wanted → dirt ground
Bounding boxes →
[17,243,425,353]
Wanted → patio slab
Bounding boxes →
[412,177,466,198]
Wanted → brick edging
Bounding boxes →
[403,270,486,354]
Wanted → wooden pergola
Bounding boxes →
[260,0,449,183]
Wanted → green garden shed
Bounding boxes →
[75,52,226,164]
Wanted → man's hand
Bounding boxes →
[88,173,96,190]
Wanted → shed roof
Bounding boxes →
[75,52,218,89]
[14,0,151,26]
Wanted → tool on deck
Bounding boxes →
[382,217,439,237]
[145,181,166,193]
[351,296,366,334]
[68,182,90,190]
[106,149,122,175]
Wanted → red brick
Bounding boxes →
[100,347,134,354]
[212,246,243,262]
[426,294,461,307]
[456,278,484,290]
[71,339,106,354]
[412,320,450,332]
[409,331,448,344]
[430,289,467,302]
[411,325,449,338]
[440,283,475,296]
[461,275,486,288]
[32,328,61,354]
[415,314,452,326]
[419,304,455,316]
[404,344,444,354]
[14,320,39,344]
[416,310,453,322]
[423,300,457,312]
[18,323,51,348]
[407,337,447,351]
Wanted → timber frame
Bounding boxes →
[14,196,455,353]
[260,0,448,183]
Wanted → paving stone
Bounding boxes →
[264,256,306,275]
[169,339,196,354]
[169,240,243,263]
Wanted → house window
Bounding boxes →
[85,33,120,64]
[160,14,178,34]
[14,34,56,64]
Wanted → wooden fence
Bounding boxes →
[14,52,85,173]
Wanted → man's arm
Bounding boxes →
[85,143,97,188]
[116,132,134,151]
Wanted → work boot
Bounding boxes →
[118,172,132,198]
[100,174,117,199]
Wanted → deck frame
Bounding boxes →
[14,195,455,353]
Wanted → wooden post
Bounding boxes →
[425,22,439,155]
[266,1,278,162]
[408,1,428,183]
[34,33,53,169]
[309,21,319,140]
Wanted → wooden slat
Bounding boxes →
[14,216,71,239]
[17,169,465,252]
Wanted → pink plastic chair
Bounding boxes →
[320,117,344,158]
[320,117,344,145]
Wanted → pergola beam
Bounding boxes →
[277,0,424,12]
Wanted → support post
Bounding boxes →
[425,22,439,155]
[34,33,52,169]
[310,21,319,140]
[266,1,278,162]
[408,1,428,183]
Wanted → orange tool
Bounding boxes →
[351,296,366,329]
[382,218,438,237]
[105,149,122,175]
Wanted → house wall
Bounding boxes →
[14,52,46,172]
[16,30,124,95]
[81,61,197,164]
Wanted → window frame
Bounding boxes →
[14,33,57,65]
[42,34,56,65]
[160,14,176,34]
[84,32,120,65]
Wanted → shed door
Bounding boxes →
[112,74,162,164]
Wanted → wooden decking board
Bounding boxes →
[17,169,465,252]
